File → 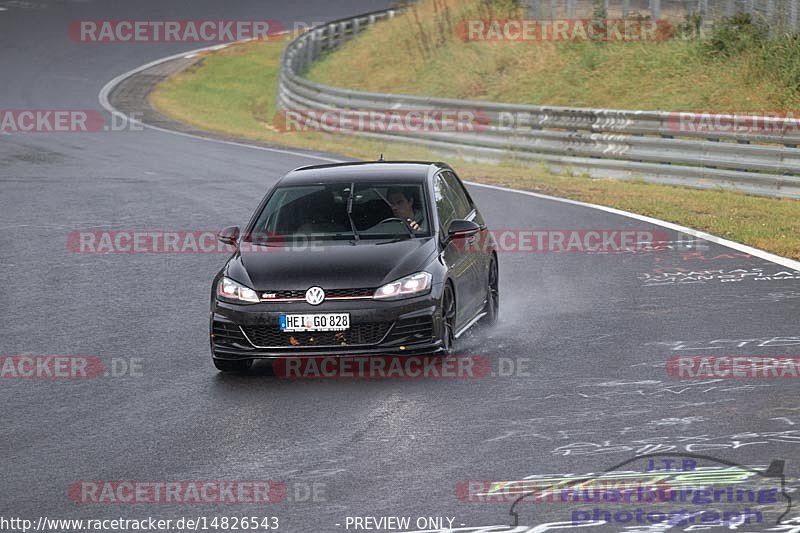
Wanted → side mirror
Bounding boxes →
[446,219,480,242]
[218,226,240,246]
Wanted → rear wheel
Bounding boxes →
[213,358,253,373]
[440,282,456,357]
[484,256,499,326]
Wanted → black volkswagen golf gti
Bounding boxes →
[210,161,498,372]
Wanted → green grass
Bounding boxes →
[306,1,800,112]
[151,41,282,138]
[151,35,800,260]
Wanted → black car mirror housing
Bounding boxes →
[446,219,480,242]
[218,226,240,246]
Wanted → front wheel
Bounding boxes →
[213,358,253,373]
[483,256,499,327]
[440,282,456,357]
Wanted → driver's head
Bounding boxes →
[387,188,414,219]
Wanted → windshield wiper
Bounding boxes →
[346,183,360,242]
[376,235,412,245]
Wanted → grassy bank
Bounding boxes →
[307,2,800,112]
[151,34,800,260]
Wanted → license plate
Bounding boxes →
[280,313,350,332]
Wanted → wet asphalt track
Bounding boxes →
[2,1,800,532]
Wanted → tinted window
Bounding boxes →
[248,182,430,241]
[433,175,457,232]
[441,171,473,219]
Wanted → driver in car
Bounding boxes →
[387,187,425,233]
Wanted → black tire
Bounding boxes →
[440,282,456,357]
[213,358,253,373]
[484,255,499,327]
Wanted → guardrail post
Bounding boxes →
[295,43,304,72]
[324,24,334,50]
[339,21,348,45]
[305,33,315,66]
[314,29,323,56]
[650,0,661,19]
[528,0,541,18]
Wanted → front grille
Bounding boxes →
[327,288,374,298]
[260,288,374,300]
[242,323,390,348]
[264,290,305,299]
[387,316,434,344]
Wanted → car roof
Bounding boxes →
[279,161,451,185]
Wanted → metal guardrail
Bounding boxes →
[278,8,800,198]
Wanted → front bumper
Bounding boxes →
[210,290,445,360]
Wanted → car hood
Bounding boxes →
[226,237,438,290]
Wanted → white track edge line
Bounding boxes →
[97,42,800,272]
[97,39,343,163]
[466,181,800,271]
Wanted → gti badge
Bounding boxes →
[305,286,325,305]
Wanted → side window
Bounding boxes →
[442,171,473,219]
[433,175,457,233]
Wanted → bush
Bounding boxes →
[703,12,769,57]
[675,10,704,40]
[701,12,800,96]
[762,34,800,95]
[592,0,607,20]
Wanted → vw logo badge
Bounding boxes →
[305,286,325,305]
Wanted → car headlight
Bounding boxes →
[217,277,260,303]
[373,272,432,300]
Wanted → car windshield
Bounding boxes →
[246,181,430,242]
